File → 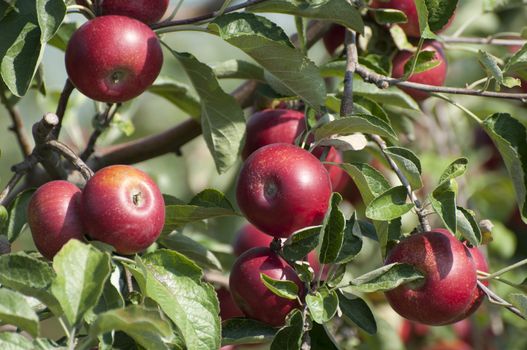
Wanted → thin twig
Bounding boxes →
[477,280,525,320]
[0,172,26,206]
[340,29,357,117]
[151,0,270,29]
[80,103,120,161]
[441,36,527,47]
[45,140,94,181]
[355,65,527,101]
[0,91,32,157]
[53,79,75,140]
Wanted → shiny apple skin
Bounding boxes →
[81,165,165,254]
[27,181,86,260]
[65,15,163,103]
[391,41,447,101]
[229,247,303,327]
[217,287,244,320]
[236,143,332,238]
[100,0,169,24]
[323,25,346,54]
[384,229,477,325]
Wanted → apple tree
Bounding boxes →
[0,0,526,349]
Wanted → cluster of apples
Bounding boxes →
[324,0,449,102]
[27,165,165,259]
[68,0,169,103]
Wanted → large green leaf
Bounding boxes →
[309,322,338,350]
[384,147,423,189]
[334,213,363,264]
[46,21,76,51]
[430,179,458,234]
[222,318,277,346]
[212,59,265,81]
[282,225,321,262]
[422,0,458,33]
[209,13,326,109]
[0,288,39,337]
[344,263,425,293]
[51,240,111,326]
[305,287,338,324]
[248,0,364,33]
[365,186,414,221]
[270,309,304,350]
[160,233,222,270]
[2,189,35,243]
[165,48,245,173]
[0,0,66,96]
[314,114,397,143]
[318,193,345,264]
[482,113,527,223]
[337,291,376,335]
[148,76,201,119]
[0,332,34,350]
[456,207,481,246]
[339,162,391,204]
[261,273,299,300]
[138,249,220,350]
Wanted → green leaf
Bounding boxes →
[337,291,376,334]
[384,147,423,189]
[422,0,458,33]
[47,21,76,51]
[430,179,457,234]
[248,0,364,33]
[403,50,440,75]
[438,157,468,184]
[456,207,481,246]
[148,76,201,119]
[353,77,419,110]
[335,213,363,264]
[478,50,503,85]
[365,186,414,221]
[2,188,35,242]
[372,8,407,24]
[260,273,299,300]
[163,205,239,234]
[159,233,222,270]
[509,293,527,318]
[212,59,265,81]
[0,332,34,350]
[85,267,125,324]
[309,322,338,350]
[270,309,304,350]
[346,263,425,293]
[209,13,326,109]
[482,113,527,223]
[314,114,397,143]
[413,0,436,39]
[282,225,321,262]
[0,0,66,96]
[0,205,8,233]
[89,306,172,350]
[319,193,346,264]
[166,48,245,173]
[221,318,277,346]
[189,188,235,209]
[306,287,338,324]
[51,240,111,326]
[138,250,221,350]
[0,289,39,337]
[504,44,527,74]
[340,163,391,204]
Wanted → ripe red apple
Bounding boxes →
[242,108,348,192]
[229,247,303,326]
[81,165,165,254]
[27,181,85,260]
[237,143,332,238]
[100,0,169,24]
[65,15,163,103]
[323,25,345,55]
[217,287,244,320]
[370,0,453,38]
[391,41,447,101]
[233,223,324,277]
[384,229,477,325]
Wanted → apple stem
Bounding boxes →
[477,280,525,320]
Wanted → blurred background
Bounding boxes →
[1,0,526,348]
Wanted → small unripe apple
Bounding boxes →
[217,287,244,320]
[391,41,447,101]
[370,0,453,38]
[100,0,169,24]
[237,143,332,238]
[322,25,345,55]
[229,247,303,326]
[81,165,165,254]
[27,181,85,260]
[65,15,163,103]
[384,229,477,325]
[242,108,348,192]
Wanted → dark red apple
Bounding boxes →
[384,229,477,325]
[100,0,169,24]
[229,247,303,326]
[65,15,163,103]
[323,25,345,55]
[27,181,85,260]
[217,287,244,320]
[391,41,447,101]
[237,143,332,238]
[242,108,348,192]
[81,165,165,254]
[232,223,324,277]
[370,0,453,38]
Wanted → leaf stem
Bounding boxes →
[432,93,483,124]
[295,16,307,55]
[480,259,527,280]
[477,280,525,320]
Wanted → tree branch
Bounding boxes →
[340,29,357,117]
[0,91,32,157]
[441,36,527,47]
[80,103,120,161]
[355,65,527,101]
[45,140,94,181]
[53,79,75,140]
[477,280,525,320]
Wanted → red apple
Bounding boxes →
[100,0,169,24]
[236,143,332,238]
[81,165,165,254]
[384,229,477,325]
[27,181,85,260]
[217,287,244,320]
[370,0,453,38]
[323,25,345,55]
[242,108,348,192]
[391,41,447,101]
[232,223,325,277]
[65,15,163,103]
[229,247,303,327]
